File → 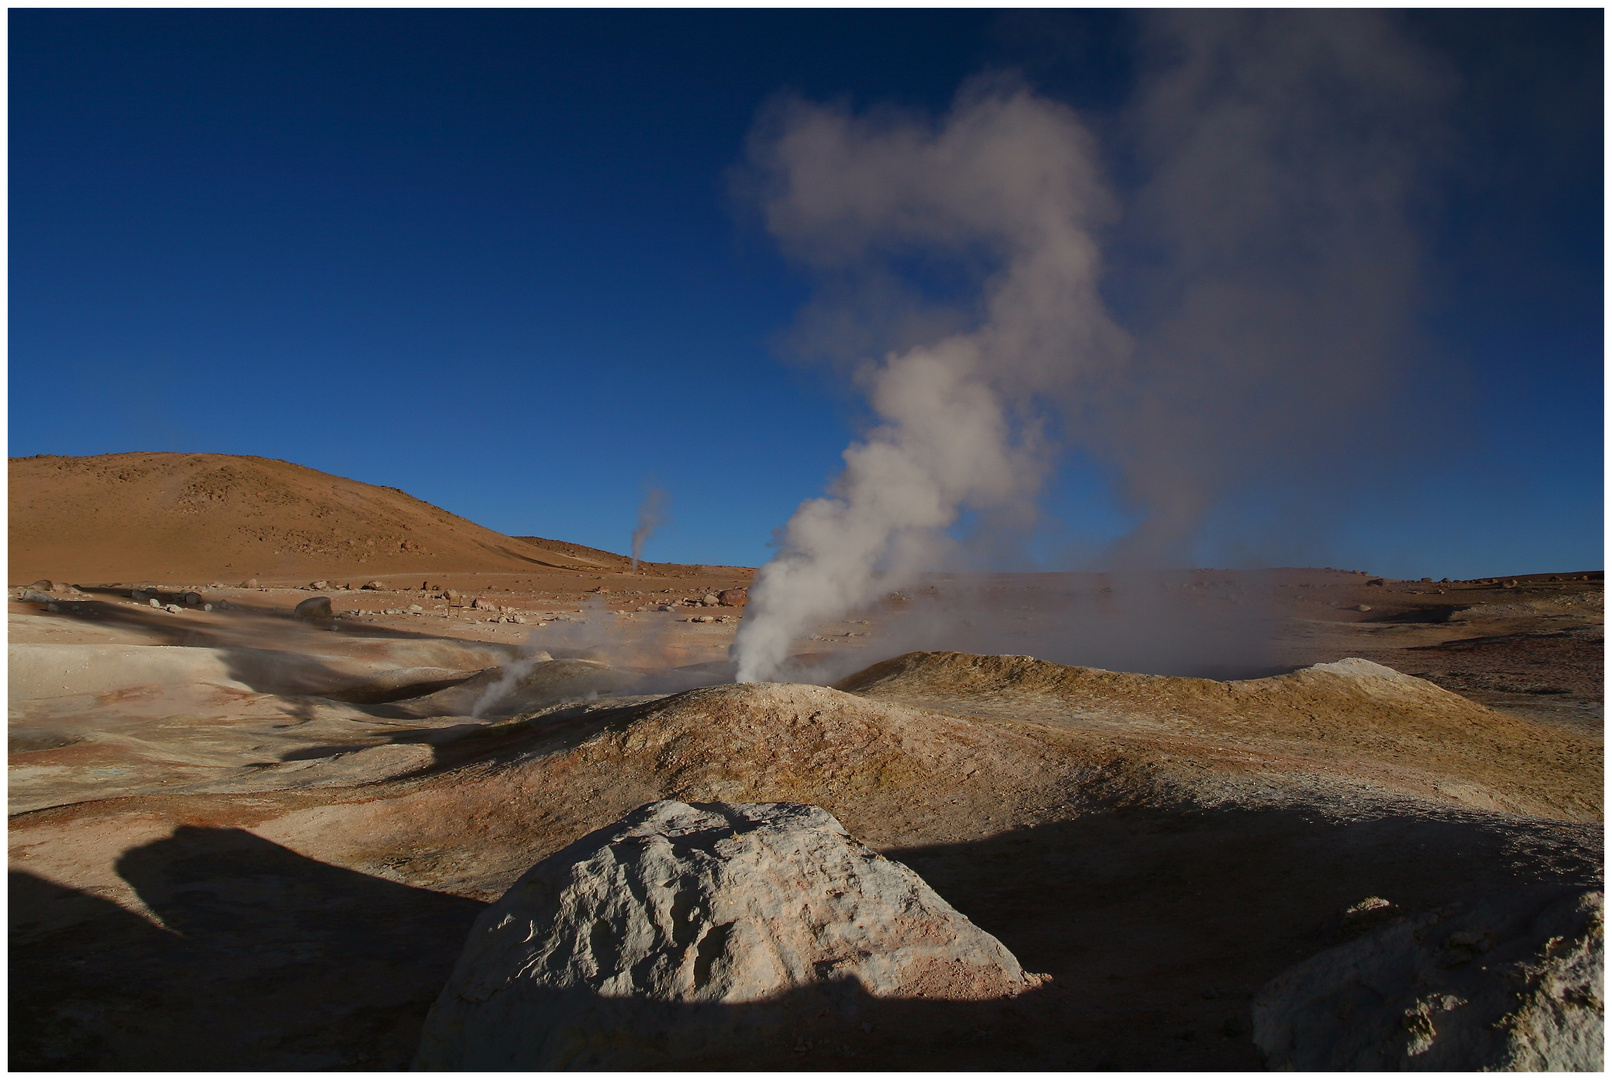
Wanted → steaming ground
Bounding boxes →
[8,568,1601,1068]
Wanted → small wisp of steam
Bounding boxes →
[630,487,669,573]
[469,644,553,719]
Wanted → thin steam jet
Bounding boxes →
[630,486,669,573]
[733,12,1451,684]
[470,596,731,718]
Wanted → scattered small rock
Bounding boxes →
[30,579,56,592]
[1318,896,1401,944]
[309,580,329,590]
[718,587,748,607]
[702,593,720,606]
[1355,604,1372,612]
[408,604,424,613]
[163,603,183,614]
[181,592,204,608]
[148,598,162,609]
[363,580,387,590]
[472,597,496,610]
[241,578,258,588]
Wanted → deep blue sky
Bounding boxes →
[9,9,1603,578]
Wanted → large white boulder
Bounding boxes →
[414,800,1043,1069]
[1253,885,1603,1070]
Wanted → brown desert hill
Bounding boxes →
[511,536,632,571]
[507,536,746,577]
[8,452,631,584]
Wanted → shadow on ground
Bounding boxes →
[49,587,486,648]
[9,803,1602,1070]
[9,828,485,1070]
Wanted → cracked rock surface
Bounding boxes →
[414,799,1042,1069]
[1252,884,1604,1070]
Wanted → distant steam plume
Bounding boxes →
[630,486,669,572]
[733,12,1453,683]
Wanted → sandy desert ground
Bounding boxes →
[9,453,1604,1069]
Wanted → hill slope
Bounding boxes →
[9,452,622,583]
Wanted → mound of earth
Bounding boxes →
[836,651,1601,821]
[8,452,629,583]
[10,643,1602,1070]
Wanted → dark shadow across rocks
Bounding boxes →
[10,799,1602,1071]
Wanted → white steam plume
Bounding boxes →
[630,486,669,572]
[733,12,1453,684]
[732,79,1126,682]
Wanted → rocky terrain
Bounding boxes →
[8,453,1604,1069]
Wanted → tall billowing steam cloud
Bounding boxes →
[731,79,1125,682]
[733,12,1452,684]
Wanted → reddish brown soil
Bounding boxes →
[9,452,747,592]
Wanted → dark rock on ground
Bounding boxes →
[293,596,333,619]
